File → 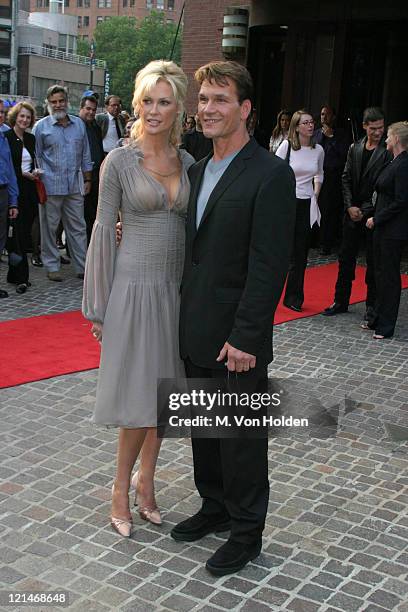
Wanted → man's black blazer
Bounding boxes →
[342,136,391,210]
[374,150,408,240]
[179,137,296,369]
[95,112,126,139]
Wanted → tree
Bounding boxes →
[76,37,90,58]
[94,11,182,110]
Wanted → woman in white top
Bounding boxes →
[269,109,292,154]
[276,110,324,311]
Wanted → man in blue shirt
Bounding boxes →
[0,130,18,298]
[0,99,11,134]
[33,85,93,281]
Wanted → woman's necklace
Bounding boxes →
[143,165,180,178]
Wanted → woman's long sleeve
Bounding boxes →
[82,152,121,323]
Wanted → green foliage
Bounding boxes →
[94,11,182,110]
[76,37,90,58]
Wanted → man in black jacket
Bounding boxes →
[79,95,104,243]
[322,107,391,321]
[170,61,296,576]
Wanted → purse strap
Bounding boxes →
[285,140,292,164]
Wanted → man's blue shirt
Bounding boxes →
[33,114,93,196]
[0,132,18,206]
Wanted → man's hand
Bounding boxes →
[8,207,18,220]
[84,181,92,196]
[348,206,363,222]
[116,221,123,246]
[91,322,103,343]
[217,342,256,372]
[366,217,374,230]
[321,124,334,138]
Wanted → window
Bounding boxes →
[84,0,90,6]
[123,0,127,6]
[157,0,164,9]
[97,0,111,6]
[64,0,70,7]
[129,0,134,5]
[44,0,49,6]
[83,15,89,26]
[96,15,103,23]
[167,0,174,9]
[77,16,82,28]
[77,0,82,6]
[58,33,67,52]
[146,0,152,8]
[36,0,43,7]
[0,0,11,19]
[0,29,10,58]
[104,15,111,20]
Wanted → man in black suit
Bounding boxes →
[171,61,296,576]
[95,95,126,155]
[313,105,349,254]
[322,107,391,322]
[79,95,105,243]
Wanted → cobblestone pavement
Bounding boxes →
[0,252,407,612]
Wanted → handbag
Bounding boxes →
[33,158,47,204]
[34,176,47,205]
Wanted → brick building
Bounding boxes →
[181,0,408,138]
[29,0,184,41]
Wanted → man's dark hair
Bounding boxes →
[46,85,68,101]
[363,107,384,124]
[105,94,121,106]
[194,61,253,105]
[80,95,98,109]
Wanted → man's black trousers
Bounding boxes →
[334,214,376,308]
[184,358,269,546]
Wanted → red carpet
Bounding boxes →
[1,263,407,388]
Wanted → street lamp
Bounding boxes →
[89,40,96,89]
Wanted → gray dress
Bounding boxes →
[82,144,195,427]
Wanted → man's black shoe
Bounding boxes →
[283,301,302,313]
[0,289,8,299]
[170,511,231,542]
[31,255,43,267]
[206,539,262,576]
[322,302,348,316]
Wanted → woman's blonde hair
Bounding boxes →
[130,60,187,146]
[7,101,36,128]
[288,109,315,151]
[388,121,408,150]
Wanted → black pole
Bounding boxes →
[169,1,185,60]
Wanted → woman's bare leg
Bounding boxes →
[136,428,162,508]
[112,427,147,520]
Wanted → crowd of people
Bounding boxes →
[0,90,133,292]
[0,59,407,577]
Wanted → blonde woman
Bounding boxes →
[276,110,324,311]
[366,121,408,339]
[83,61,195,537]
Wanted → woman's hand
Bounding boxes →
[22,171,37,181]
[91,322,103,343]
[366,217,375,230]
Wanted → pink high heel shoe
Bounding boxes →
[111,484,133,538]
[131,471,162,526]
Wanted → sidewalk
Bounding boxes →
[0,254,407,611]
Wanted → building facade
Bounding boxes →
[0,0,15,94]
[29,0,184,41]
[182,0,408,138]
[17,9,105,114]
